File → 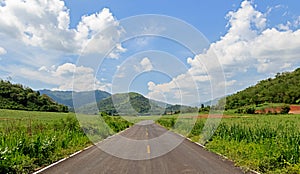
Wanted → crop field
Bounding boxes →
[0,110,131,173]
[157,114,300,173]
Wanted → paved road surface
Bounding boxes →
[41,121,247,174]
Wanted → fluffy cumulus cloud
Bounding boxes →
[0,0,126,91]
[147,73,204,105]
[191,0,300,74]
[0,0,125,55]
[0,62,110,92]
[139,57,153,72]
[36,63,110,91]
[147,0,300,104]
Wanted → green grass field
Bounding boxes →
[0,110,131,174]
[2,109,300,173]
[156,113,300,173]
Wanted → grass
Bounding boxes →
[156,113,300,173]
[3,109,299,173]
[0,109,132,173]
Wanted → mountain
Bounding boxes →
[97,92,163,115]
[0,80,68,112]
[76,93,166,115]
[224,68,300,109]
[78,92,198,115]
[38,89,198,115]
[39,89,111,108]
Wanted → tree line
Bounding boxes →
[224,68,300,110]
[0,80,68,112]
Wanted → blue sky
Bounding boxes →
[0,0,299,105]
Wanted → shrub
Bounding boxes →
[280,105,290,114]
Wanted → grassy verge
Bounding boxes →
[156,114,300,173]
[0,109,132,174]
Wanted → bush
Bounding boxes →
[235,106,255,114]
[280,105,290,114]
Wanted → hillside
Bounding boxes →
[225,68,300,110]
[39,89,111,108]
[97,92,162,115]
[0,80,68,112]
[83,92,197,115]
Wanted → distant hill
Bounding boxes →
[39,90,111,108]
[97,92,163,115]
[78,92,198,115]
[0,80,68,112]
[224,68,300,109]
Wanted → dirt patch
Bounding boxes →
[255,107,282,114]
[0,117,25,121]
[181,114,235,119]
[289,105,300,114]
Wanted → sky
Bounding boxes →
[0,0,300,105]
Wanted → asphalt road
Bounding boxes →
[41,120,248,174]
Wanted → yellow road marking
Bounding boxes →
[147,145,151,154]
[146,128,148,136]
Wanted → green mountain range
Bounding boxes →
[76,92,197,115]
[39,89,111,108]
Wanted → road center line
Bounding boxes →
[147,145,151,154]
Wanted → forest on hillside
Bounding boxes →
[0,80,68,112]
[224,68,300,110]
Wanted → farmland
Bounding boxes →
[157,113,300,173]
[0,110,131,173]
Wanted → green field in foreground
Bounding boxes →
[0,110,131,174]
[2,109,300,173]
[157,114,300,173]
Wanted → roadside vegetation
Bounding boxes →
[157,114,300,173]
[171,68,300,173]
[0,110,132,173]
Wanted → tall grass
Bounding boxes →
[157,115,300,173]
[0,110,132,173]
[0,115,90,173]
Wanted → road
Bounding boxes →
[41,120,248,174]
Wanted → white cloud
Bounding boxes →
[0,0,125,55]
[76,8,126,56]
[140,57,153,72]
[147,73,202,105]
[188,0,300,75]
[115,57,154,79]
[277,22,291,31]
[38,66,49,72]
[0,47,6,55]
[147,0,300,104]
[4,63,110,92]
[51,63,109,91]
[0,0,124,91]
